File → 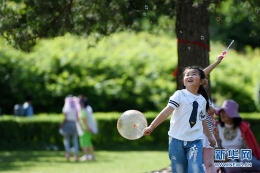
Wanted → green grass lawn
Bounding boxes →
[0,112,258,173]
[0,150,170,173]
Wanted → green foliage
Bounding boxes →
[1,30,260,113]
[1,0,260,52]
[0,39,29,113]
[0,114,168,151]
[0,32,177,113]
[0,0,175,51]
[209,43,260,111]
[0,39,58,113]
[209,0,260,51]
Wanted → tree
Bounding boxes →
[0,0,174,51]
[210,0,260,51]
[1,0,260,95]
[175,0,210,91]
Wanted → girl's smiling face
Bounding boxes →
[183,69,204,88]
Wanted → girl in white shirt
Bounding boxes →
[143,66,216,173]
[60,95,81,161]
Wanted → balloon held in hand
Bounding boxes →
[117,110,147,140]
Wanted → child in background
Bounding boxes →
[201,78,217,173]
[79,96,97,161]
[202,55,224,173]
[143,66,216,173]
[60,95,80,161]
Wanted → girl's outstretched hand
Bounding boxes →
[216,55,224,63]
[143,125,155,136]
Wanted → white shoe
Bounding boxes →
[87,155,96,160]
[80,155,88,161]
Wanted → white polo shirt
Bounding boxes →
[168,89,206,141]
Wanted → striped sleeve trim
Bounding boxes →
[206,115,214,134]
[169,100,179,107]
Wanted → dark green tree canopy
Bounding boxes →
[0,0,175,51]
[1,0,260,51]
[209,0,260,50]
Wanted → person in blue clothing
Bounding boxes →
[23,95,34,117]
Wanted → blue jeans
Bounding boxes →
[169,137,204,173]
[63,134,79,155]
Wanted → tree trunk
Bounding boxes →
[175,0,211,95]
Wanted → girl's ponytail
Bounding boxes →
[198,85,209,111]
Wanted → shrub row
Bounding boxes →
[1,115,260,151]
[0,116,169,151]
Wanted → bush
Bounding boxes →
[0,32,177,114]
[209,47,260,112]
[0,114,169,151]
[0,113,260,151]
[1,31,260,114]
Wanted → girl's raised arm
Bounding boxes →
[203,55,224,76]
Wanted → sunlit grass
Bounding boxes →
[0,150,170,173]
[1,112,259,121]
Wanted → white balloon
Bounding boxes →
[117,110,147,140]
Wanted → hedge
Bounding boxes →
[0,113,259,151]
[0,114,168,151]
